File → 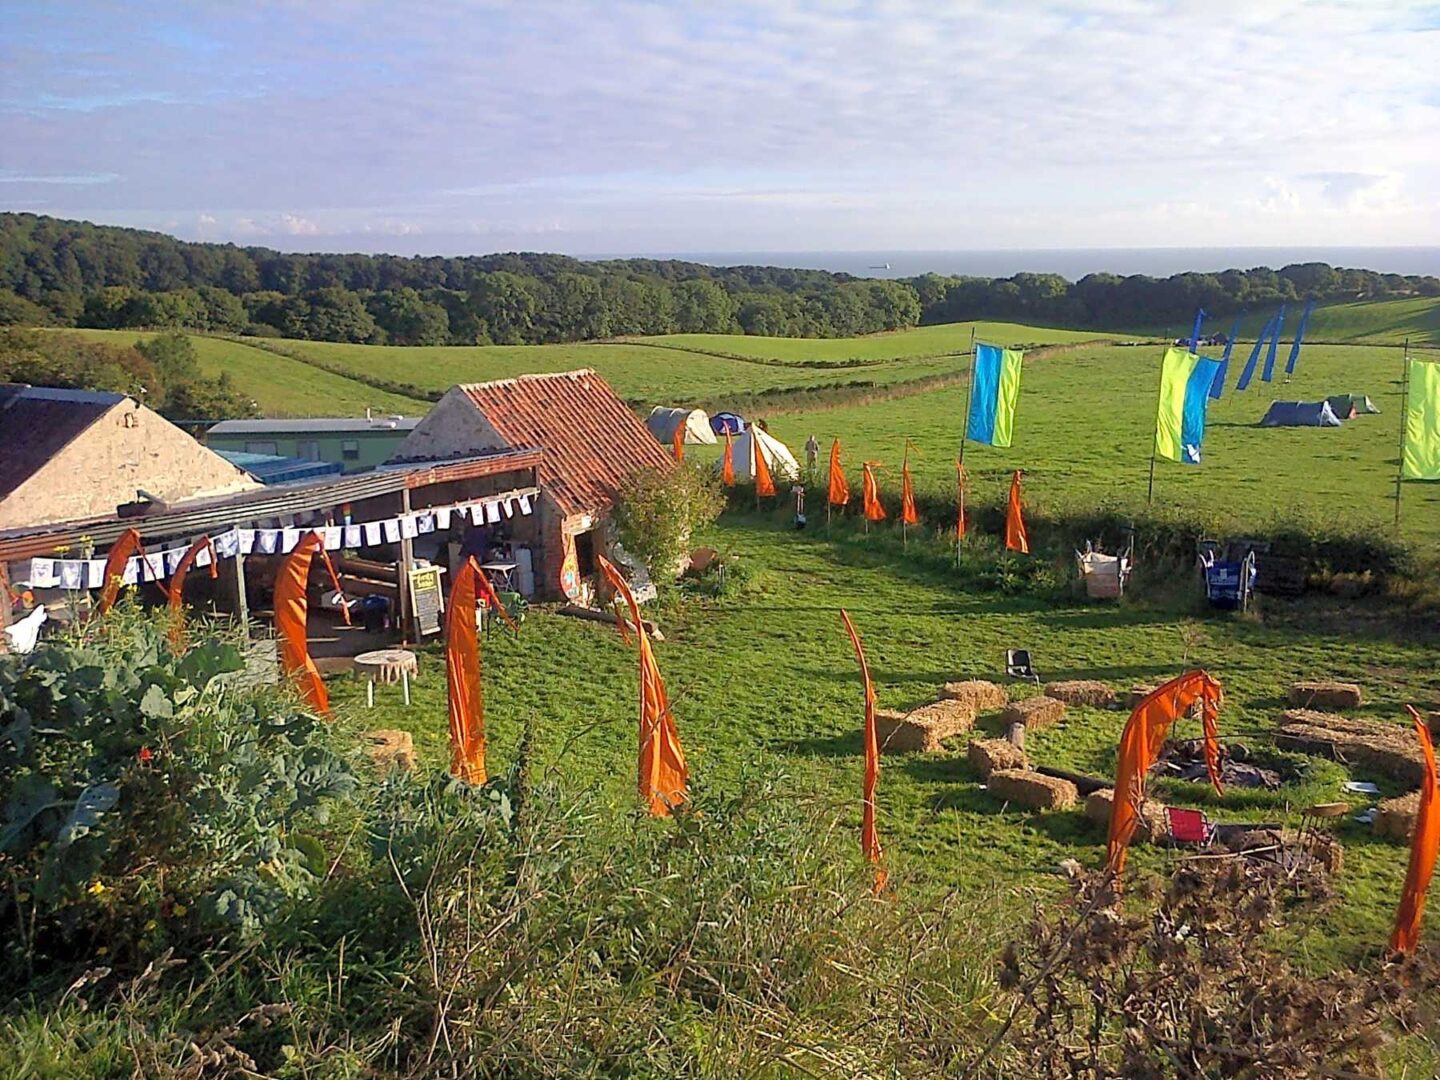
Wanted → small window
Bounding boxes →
[244,440,278,456]
[297,440,321,461]
[341,439,360,461]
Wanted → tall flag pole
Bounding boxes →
[900,440,919,546]
[1209,311,1245,399]
[861,462,885,535]
[1390,706,1438,954]
[957,326,977,564]
[1283,298,1316,382]
[1261,303,1288,383]
[827,438,850,533]
[1235,310,1277,392]
[839,609,888,895]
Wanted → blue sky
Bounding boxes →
[2,1,1438,255]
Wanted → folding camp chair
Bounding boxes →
[1165,806,1215,847]
[1005,649,1040,685]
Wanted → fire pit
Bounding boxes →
[1153,739,1285,790]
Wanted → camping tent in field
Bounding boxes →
[711,411,746,436]
[1325,394,1380,418]
[647,407,717,446]
[1259,401,1345,428]
[717,427,801,482]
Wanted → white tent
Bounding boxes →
[716,427,800,482]
[646,406,717,446]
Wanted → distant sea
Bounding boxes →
[587,247,1440,281]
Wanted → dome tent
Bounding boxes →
[646,407,717,446]
[711,411,746,436]
[1259,401,1344,428]
[715,427,800,483]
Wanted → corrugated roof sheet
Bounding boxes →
[216,450,345,485]
[455,369,673,516]
[0,383,123,502]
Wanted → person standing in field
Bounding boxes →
[805,434,820,469]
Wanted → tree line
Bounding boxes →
[1,213,1437,347]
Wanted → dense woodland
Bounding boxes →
[2,213,1438,346]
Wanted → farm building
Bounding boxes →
[389,369,674,600]
[646,406,717,446]
[204,413,420,473]
[0,384,261,531]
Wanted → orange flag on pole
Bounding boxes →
[840,609,888,895]
[166,534,217,649]
[753,434,777,498]
[274,531,348,715]
[900,447,919,527]
[1106,670,1224,877]
[722,429,735,487]
[828,439,850,507]
[97,528,146,616]
[862,463,885,522]
[1004,470,1030,554]
[955,460,967,539]
[598,555,688,816]
[445,556,488,784]
[672,423,685,463]
[1391,706,1439,954]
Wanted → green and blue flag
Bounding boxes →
[1402,358,1440,480]
[1155,347,1222,465]
[967,343,1024,448]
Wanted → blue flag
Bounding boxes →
[1236,311,1277,391]
[1181,357,1223,464]
[1189,307,1208,349]
[1284,299,1315,376]
[1262,303,1287,382]
[1209,312,1245,399]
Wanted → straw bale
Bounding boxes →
[1373,791,1421,841]
[967,738,1028,778]
[941,679,1009,713]
[1000,695,1067,731]
[987,769,1078,810]
[1044,680,1116,708]
[1288,680,1365,710]
[875,700,974,753]
[1274,709,1427,784]
[1083,787,1166,842]
[364,729,416,773]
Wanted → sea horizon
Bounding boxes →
[581,246,1440,281]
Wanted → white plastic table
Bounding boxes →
[354,648,418,707]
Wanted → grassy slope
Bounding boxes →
[331,518,1438,973]
[64,328,429,417]
[753,341,1440,545]
[1138,296,1440,347]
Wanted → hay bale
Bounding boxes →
[1374,791,1421,841]
[1083,788,1166,842]
[968,738,1028,778]
[1044,680,1116,708]
[1000,695,1067,731]
[875,699,975,753]
[364,729,416,773]
[987,769,1078,810]
[1275,709,1427,784]
[1288,680,1364,710]
[941,679,1008,713]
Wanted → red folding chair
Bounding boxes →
[1165,806,1215,847]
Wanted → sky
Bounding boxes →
[3,0,1439,256]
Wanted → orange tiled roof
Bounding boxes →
[458,369,672,516]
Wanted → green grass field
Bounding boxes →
[331,517,1439,977]
[1138,296,1440,347]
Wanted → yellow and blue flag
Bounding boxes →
[1155,347,1222,465]
[967,343,1024,448]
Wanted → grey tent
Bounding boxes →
[646,406,717,446]
[1259,401,1344,428]
[1325,394,1380,417]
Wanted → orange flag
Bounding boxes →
[1391,706,1439,954]
[900,447,919,527]
[827,439,850,507]
[672,423,685,463]
[753,434,777,498]
[445,556,488,784]
[722,429,735,487]
[840,609,887,895]
[598,555,688,816]
[166,534,217,649]
[1106,670,1224,877]
[274,531,348,715]
[862,463,885,522]
[97,528,146,616]
[955,460,967,539]
[1004,470,1030,554]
